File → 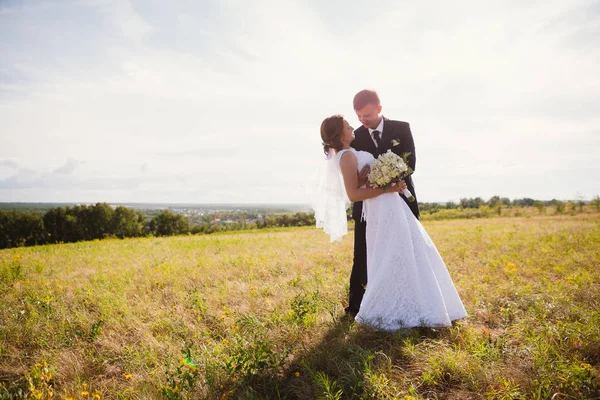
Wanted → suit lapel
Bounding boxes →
[378,117,392,155]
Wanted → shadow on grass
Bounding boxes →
[217,313,457,399]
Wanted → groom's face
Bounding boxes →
[356,103,383,129]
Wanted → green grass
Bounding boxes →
[1,214,599,399]
[419,204,597,221]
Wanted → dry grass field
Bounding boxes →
[1,213,599,399]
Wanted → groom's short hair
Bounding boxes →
[353,89,380,110]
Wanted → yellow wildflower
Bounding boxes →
[81,391,89,397]
[221,390,234,400]
[295,371,300,377]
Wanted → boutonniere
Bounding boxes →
[391,139,401,147]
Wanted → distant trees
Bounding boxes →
[43,207,69,243]
[81,203,114,240]
[112,206,145,238]
[280,212,315,227]
[148,210,190,236]
[533,200,545,214]
[460,197,485,209]
[41,203,145,244]
[142,211,314,236]
[486,196,511,208]
[0,210,45,248]
[2,196,598,250]
[487,196,500,208]
[591,195,600,211]
[419,196,592,211]
[511,198,535,207]
[0,203,144,248]
[0,205,320,249]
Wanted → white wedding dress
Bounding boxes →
[338,148,467,330]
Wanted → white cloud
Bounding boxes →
[111,0,153,45]
[0,0,599,203]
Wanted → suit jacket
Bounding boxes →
[350,117,420,220]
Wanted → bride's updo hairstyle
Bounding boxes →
[320,114,344,156]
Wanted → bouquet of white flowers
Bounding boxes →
[367,149,415,201]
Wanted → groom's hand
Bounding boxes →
[357,165,370,187]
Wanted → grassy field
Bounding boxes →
[419,204,597,221]
[1,214,599,399]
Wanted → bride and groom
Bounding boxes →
[316,89,467,331]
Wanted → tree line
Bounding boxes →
[2,196,599,249]
[419,196,599,212]
[0,203,316,249]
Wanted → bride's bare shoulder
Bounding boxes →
[338,149,357,164]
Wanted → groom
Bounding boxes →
[345,89,420,317]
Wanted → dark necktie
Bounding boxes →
[373,130,381,148]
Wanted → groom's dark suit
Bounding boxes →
[347,117,420,315]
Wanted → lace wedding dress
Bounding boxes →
[338,148,467,330]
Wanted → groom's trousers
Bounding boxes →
[347,218,368,315]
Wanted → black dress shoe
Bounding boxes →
[344,307,358,318]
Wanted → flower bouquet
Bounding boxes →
[367,149,415,201]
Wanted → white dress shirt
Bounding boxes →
[368,118,385,148]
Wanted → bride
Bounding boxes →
[315,115,467,330]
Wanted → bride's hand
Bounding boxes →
[388,180,407,193]
[357,165,370,187]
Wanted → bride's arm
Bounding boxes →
[339,152,402,202]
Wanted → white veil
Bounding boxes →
[311,149,351,242]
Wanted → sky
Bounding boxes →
[1,0,599,204]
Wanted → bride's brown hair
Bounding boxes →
[320,114,344,156]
